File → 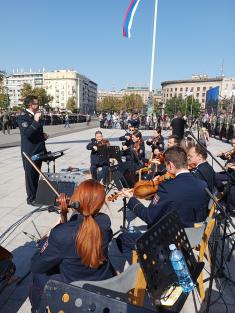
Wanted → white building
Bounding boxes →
[6,71,43,107]
[5,69,97,114]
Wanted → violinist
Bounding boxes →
[116,147,209,263]
[187,144,217,192]
[29,179,114,312]
[146,126,164,153]
[121,130,145,165]
[215,137,235,215]
[119,123,136,146]
[87,131,110,185]
[167,134,180,148]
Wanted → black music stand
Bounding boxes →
[135,210,204,312]
[97,145,128,192]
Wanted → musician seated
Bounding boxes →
[187,144,218,193]
[167,134,180,148]
[119,123,135,146]
[29,179,114,312]
[86,131,110,185]
[116,146,209,263]
[121,130,145,163]
[144,148,166,180]
[146,126,164,152]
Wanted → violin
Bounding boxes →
[107,172,175,202]
[97,139,110,147]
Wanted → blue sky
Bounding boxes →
[0,0,234,90]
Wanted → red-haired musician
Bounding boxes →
[29,179,114,312]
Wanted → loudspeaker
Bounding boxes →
[35,180,57,206]
[35,172,86,206]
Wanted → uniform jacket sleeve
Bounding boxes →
[86,138,97,151]
[30,228,62,274]
[127,184,172,225]
[17,114,41,140]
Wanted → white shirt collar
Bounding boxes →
[176,169,190,177]
[26,109,34,116]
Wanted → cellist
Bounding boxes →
[29,179,114,312]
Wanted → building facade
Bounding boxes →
[5,69,97,113]
[161,75,235,109]
[6,71,44,107]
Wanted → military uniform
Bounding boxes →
[191,161,217,192]
[146,135,164,152]
[17,110,47,203]
[29,213,114,311]
[117,172,209,260]
[86,138,109,184]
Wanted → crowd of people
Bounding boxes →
[15,96,235,311]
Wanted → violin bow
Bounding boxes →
[23,152,59,197]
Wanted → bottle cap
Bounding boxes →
[169,244,176,251]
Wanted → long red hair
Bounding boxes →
[70,179,106,268]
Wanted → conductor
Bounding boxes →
[17,96,48,205]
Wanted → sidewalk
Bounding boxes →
[0,128,234,312]
[0,119,99,149]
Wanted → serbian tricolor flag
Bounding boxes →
[123,0,141,38]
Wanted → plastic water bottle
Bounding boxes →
[169,244,194,293]
[31,153,40,161]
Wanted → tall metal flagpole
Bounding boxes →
[148,0,158,113]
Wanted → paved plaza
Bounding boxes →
[0,125,234,312]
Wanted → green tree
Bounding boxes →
[20,83,53,107]
[122,94,144,112]
[164,96,200,118]
[66,97,77,112]
[97,96,121,112]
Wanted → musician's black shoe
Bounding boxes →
[27,199,38,206]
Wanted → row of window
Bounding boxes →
[165,86,212,92]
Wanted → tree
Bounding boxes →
[164,96,201,118]
[96,96,121,112]
[66,97,77,112]
[20,83,53,107]
[122,94,144,112]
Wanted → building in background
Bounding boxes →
[161,74,235,110]
[5,69,97,114]
[6,70,44,107]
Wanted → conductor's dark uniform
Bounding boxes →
[29,213,114,311]
[117,172,209,261]
[17,110,47,204]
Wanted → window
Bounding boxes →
[180,88,183,91]
[196,93,199,97]
[197,87,200,91]
[175,88,177,91]
[190,87,194,92]
[185,87,188,91]
[170,93,172,97]
[203,86,206,91]
[170,88,173,92]
[202,93,205,97]
[202,99,205,103]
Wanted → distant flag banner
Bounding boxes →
[123,0,141,38]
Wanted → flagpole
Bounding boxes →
[149,0,158,93]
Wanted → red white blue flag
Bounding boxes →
[123,0,141,38]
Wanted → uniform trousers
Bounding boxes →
[22,157,42,202]
[90,164,109,185]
